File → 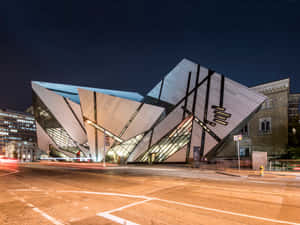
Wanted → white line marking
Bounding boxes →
[32,207,64,225]
[97,199,151,225]
[193,184,300,198]
[56,190,151,200]
[11,189,44,192]
[156,198,300,225]
[12,189,300,225]
[99,212,139,225]
[102,199,152,214]
[14,192,64,225]
[0,170,19,177]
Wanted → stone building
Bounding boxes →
[217,78,290,159]
[289,93,300,121]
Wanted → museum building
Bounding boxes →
[32,59,266,163]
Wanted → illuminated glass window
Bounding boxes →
[33,91,79,155]
[138,116,193,163]
[107,134,144,162]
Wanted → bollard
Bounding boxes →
[259,165,264,177]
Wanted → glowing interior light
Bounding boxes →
[85,119,123,143]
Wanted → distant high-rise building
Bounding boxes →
[0,108,37,155]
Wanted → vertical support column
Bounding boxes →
[182,72,192,120]
[157,78,164,105]
[219,75,225,107]
[187,65,201,163]
[93,91,98,162]
[183,71,192,163]
[199,70,212,159]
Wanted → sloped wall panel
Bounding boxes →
[148,59,198,104]
[96,92,141,137]
[36,122,59,154]
[122,104,164,140]
[207,76,266,141]
[78,89,94,121]
[32,83,87,144]
[84,122,97,160]
[66,98,85,132]
[151,102,185,147]
[165,146,187,162]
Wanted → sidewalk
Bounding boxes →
[219,168,300,179]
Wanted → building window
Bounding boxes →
[240,147,250,157]
[259,118,272,134]
[241,123,249,136]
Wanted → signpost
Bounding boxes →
[233,134,242,171]
[193,146,201,168]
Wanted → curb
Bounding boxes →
[216,171,242,177]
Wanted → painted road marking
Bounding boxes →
[14,195,64,225]
[194,184,300,198]
[97,199,151,225]
[32,207,64,225]
[56,190,151,200]
[11,189,300,225]
[156,198,300,225]
[99,213,139,225]
[0,170,19,177]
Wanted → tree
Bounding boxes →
[287,115,300,159]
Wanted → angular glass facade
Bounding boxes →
[107,133,144,162]
[32,91,80,156]
[32,58,266,163]
[138,116,193,162]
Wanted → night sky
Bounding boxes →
[1,0,299,111]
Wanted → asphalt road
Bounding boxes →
[1,162,300,225]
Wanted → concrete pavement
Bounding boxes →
[0,162,300,225]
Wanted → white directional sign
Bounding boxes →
[233,134,242,142]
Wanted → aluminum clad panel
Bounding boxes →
[208,76,266,140]
[151,102,185,147]
[36,122,58,154]
[32,83,87,144]
[191,82,207,120]
[84,122,97,160]
[96,92,141,137]
[147,59,198,104]
[78,88,94,120]
[203,133,218,157]
[66,98,85,131]
[165,146,187,162]
[122,103,165,140]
